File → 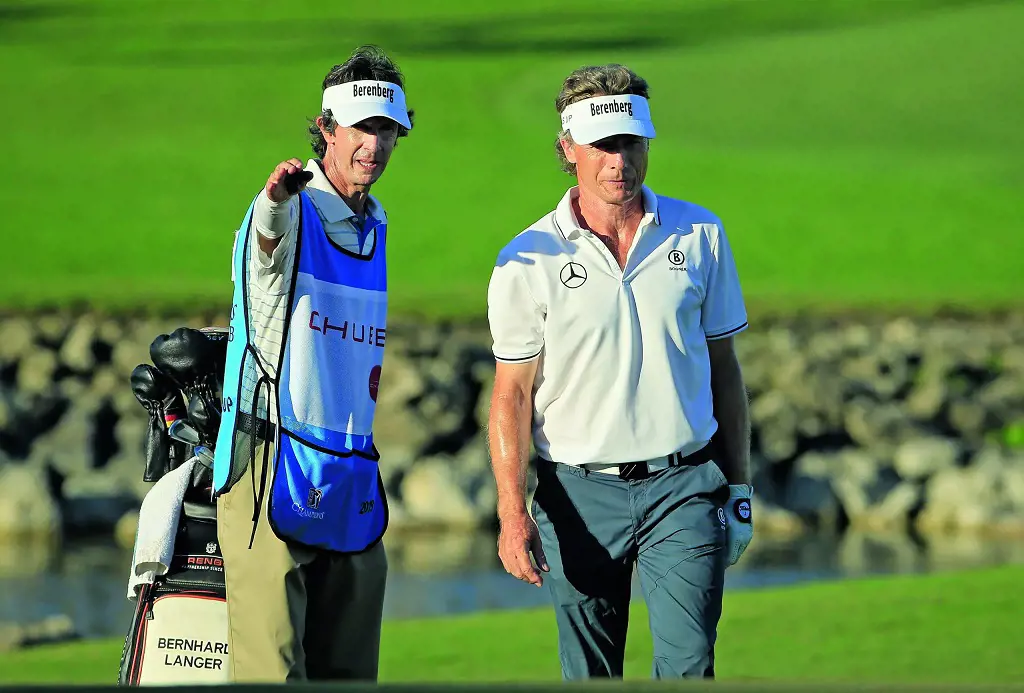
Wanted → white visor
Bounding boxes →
[322,80,412,130]
[559,94,655,145]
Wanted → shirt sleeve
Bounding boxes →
[487,258,545,363]
[251,190,299,274]
[701,222,749,340]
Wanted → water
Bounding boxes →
[2,528,1023,640]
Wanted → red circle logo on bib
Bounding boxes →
[368,365,381,402]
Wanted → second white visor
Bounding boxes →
[559,94,654,145]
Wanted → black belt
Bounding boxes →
[237,412,277,443]
[541,442,716,481]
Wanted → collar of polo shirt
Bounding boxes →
[302,159,386,225]
[559,94,655,145]
[322,80,412,129]
[554,185,661,240]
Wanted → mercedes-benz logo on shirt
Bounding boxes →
[559,262,587,289]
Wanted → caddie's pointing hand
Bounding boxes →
[266,158,313,203]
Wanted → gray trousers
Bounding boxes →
[532,455,730,680]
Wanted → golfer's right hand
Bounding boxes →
[497,511,549,587]
[265,158,313,203]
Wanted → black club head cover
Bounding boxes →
[129,364,188,482]
[187,393,220,448]
[198,326,229,382]
[148,327,221,392]
[195,323,228,395]
[190,454,214,494]
[149,327,228,443]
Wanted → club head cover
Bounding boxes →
[130,364,186,422]
[149,327,222,392]
[130,364,188,482]
[187,393,220,448]
[190,455,214,492]
[197,326,229,377]
[149,327,228,430]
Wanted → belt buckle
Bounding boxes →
[617,462,649,481]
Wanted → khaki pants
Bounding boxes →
[216,441,388,683]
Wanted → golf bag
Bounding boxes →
[118,498,228,685]
[118,326,232,687]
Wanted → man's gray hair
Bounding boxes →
[308,44,415,158]
[554,64,651,175]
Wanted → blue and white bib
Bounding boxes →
[214,191,389,554]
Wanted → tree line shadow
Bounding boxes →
[0,0,1011,66]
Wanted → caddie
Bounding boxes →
[485,63,753,680]
[212,45,413,683]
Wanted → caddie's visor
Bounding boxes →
[322,80,412,130]
[559,94,654,145]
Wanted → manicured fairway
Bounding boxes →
[1,564,1022,685]
[2,0,1022,317]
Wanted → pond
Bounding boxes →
[1,528,1022,641]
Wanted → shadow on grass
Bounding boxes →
[1,0,1014,63]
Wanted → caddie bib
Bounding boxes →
[213,190,388,554]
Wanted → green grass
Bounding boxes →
[2,564,1022,686]
[2,0,1023,318]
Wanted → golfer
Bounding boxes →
[486,63,753,680]
[211,45,413,683]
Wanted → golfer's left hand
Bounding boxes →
[724,484,753,567]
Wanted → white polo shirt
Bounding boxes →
[486,185,748,466]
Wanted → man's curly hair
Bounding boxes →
[309,45,415,157]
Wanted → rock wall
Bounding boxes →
[1,311,1023,543]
